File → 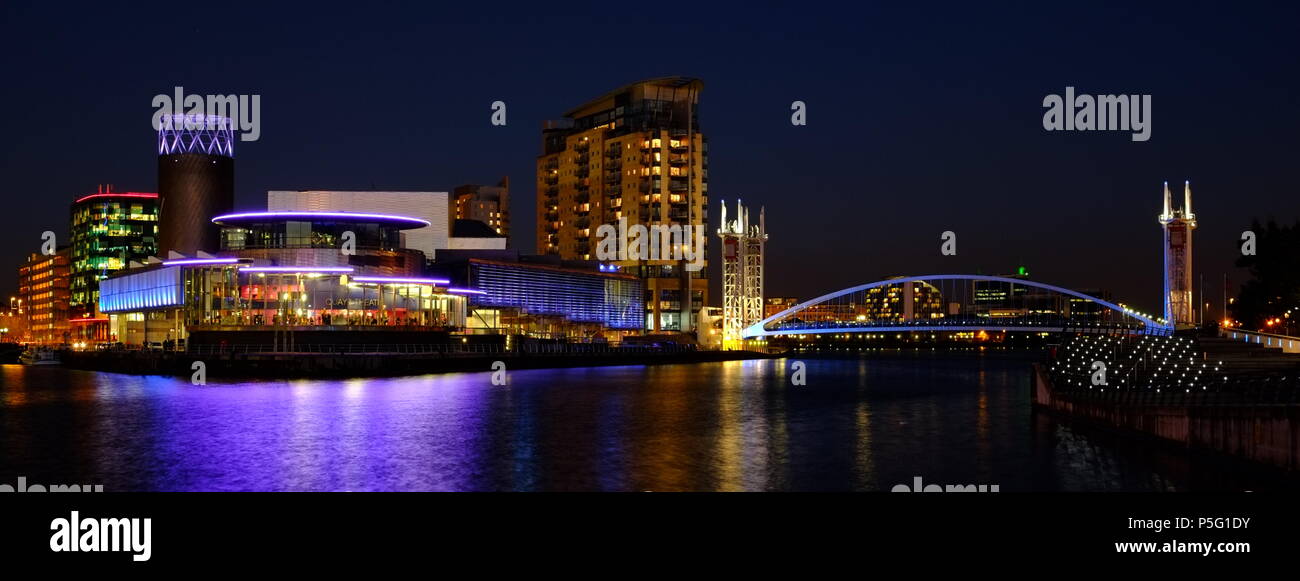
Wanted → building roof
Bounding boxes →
[452,219,504,238]
[563,77,703,118]
[73,192,158,205]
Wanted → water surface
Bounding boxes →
[0,354,1283,491]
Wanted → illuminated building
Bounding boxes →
[537,77,708,332]
[1067,289,1114,323]
[68,186,159,343]
[855,279,944,321]
[18,248,71,345]
[973,266,1030,305]
[453,179,510,238]
[431,249,645,342]
[157,114,234,255]
[717,200,766,349]
[212,211,429,275]
[765,297,799,319]
[1159,181,1196,328]
[99,212,469,348]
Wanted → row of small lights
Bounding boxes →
[1052,334,1222,393]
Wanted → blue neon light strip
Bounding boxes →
[352,276,451,285]
[240,266,354,273]
[446,288,487,295]
[161,257,240,266]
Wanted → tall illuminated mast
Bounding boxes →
[718,199,767,349]
[1158,180,1197,328]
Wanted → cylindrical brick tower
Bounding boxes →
[157,114,234,256]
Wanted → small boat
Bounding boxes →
[18,347,61,365]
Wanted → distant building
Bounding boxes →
[453,179,509,239]
[1067,289,1114,323]
[158,115,234,255]
[68,186,159,343]
[973,266,1031,306]
[765,297,799,319]
[537,77,708,333]
[19,247,71,345]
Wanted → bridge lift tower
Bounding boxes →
[1159,181,1197,329]
[718,199,767,350]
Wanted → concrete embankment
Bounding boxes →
[1032,363,1300,471]
[62,349,774,379]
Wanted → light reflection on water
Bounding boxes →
[0,355,1281,491]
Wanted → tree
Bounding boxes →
[1231,219,1300,332]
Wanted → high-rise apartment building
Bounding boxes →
[453,178,510,239]
[69,186,159,342]
[536,77,708,332]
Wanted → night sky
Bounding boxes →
[2,1,1297,316]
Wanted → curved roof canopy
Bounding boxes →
[211,211,430,229]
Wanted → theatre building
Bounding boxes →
[99,211,473,348]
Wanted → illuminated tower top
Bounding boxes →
[157,114,234,157]
[1158,180,1196,227]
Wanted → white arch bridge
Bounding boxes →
[741,274,1170,339]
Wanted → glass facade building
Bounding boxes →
[100,262,469,347]
[69,190,160,316]
[98,212,467,348]
[432,251,647,341]
[470,261,643,329]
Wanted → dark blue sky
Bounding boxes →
[2,1,1297,315]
